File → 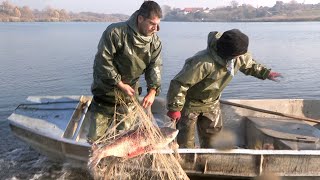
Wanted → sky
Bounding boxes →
[2,0,319,15]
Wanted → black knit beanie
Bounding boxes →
[217,29,249,58]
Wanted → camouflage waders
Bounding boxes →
[87,98,137,142]
[177,101,222,148]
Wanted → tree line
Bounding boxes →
[163,1,320,22]
[0,1,128,22]
[1,0,320,22]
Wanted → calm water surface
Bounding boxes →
[1,22,320,179]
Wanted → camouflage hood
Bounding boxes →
[127,11,153,48]
[206,31,227,67]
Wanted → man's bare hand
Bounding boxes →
[117,81,135,96]
[142,89,156,108]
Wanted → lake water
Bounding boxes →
[1,22,320,179]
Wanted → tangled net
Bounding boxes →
[88,90,189,180]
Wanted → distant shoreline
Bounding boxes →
[1,1,320,23]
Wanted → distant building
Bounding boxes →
[183,7,204,14]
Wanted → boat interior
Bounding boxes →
[8,95,320,150]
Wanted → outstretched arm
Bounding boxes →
[239,53,282,81]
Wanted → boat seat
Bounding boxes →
[245,116,320,150]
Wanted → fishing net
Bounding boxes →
[88,90,189,180]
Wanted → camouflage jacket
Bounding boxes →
[91,11,162,102]
[167,31,271,114]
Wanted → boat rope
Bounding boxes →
[15,107,76,111]
[15,100,80,110]
[17,100,79,106]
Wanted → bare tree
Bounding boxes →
[161,5,171,16]
[52,10,60,19]
[20,6,34,19]
[13,7,20,17]
[44,6,59,20]
[287,0,300,11]
[289,0,298,4]
[2,0,14,11]
[230,0,239,8]
[59,9,69,21]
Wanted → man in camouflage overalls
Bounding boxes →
[88,1,162,142]
[166,29,282,148]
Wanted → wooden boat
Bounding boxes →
[7,95,320,178]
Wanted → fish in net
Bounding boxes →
[88,90,189,180]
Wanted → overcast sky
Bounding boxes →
[2,0,319,15]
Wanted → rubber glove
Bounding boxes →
[268,71,282,82]
[167,111,181,121]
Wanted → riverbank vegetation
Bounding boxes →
[1,0,320,22]
[163,1,320,22]
[0,1,128,22]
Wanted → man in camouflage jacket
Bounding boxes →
[88,1,162,141]
[166,29,281,148]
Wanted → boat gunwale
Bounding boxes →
[10,121,320,156]
[8,120,91,147]
[8,97,320,155]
